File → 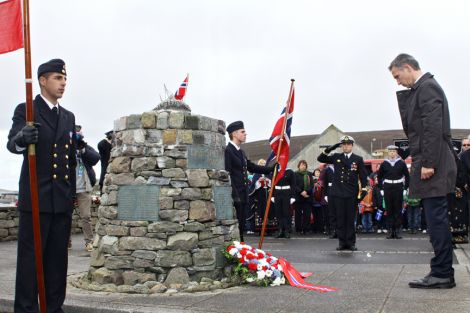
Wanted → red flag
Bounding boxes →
[269,88,294,185]
[174,75,189,100]
[0,0,23,54]
[278,258,337,292]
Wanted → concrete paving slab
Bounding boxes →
[382,298,470,313]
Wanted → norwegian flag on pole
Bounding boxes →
[0,0,23,54]
[174,75,189,100]
[268,86,295,186]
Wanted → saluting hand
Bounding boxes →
[421,167,435,180]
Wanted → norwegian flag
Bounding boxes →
[268,87,295,186]
[174,75,189,100]
[0,0,24,54]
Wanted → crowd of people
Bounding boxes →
[245,138,470,244]
[8,53,469,311]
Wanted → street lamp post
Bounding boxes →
[370,137,376,156]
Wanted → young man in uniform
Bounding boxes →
[317,135,368,251]
[377,145,410,239]
[7,59,77,312]
[389,53,456,289]
[97,130,113,192]
[224,121,274,242]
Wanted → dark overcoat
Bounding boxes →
[7,95,77,213]
[397,72,456,198]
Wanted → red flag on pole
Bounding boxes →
[174,74,189,100]
[269,88,295,185]
[0,0,23,54]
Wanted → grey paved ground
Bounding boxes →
[1,233,470,313]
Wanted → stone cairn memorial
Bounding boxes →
[73,99,241,294]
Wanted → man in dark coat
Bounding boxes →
[97,130,113,192]
[389,53,457,289]
[317,135,368,251]
[224,121,274,242]
[377,145,410,239]
[7,59,77,312]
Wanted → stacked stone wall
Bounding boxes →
[85,109,238,292]
[0,204,98,242]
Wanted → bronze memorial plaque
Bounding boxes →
[117,185,160,221]
[213,186,234,220]
[188,145,225,170]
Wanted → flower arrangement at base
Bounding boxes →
[223,241,286,287]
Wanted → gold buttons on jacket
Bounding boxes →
[65,144,69,149]
[53,164,58,168]
[66,165,69,169]
[65,155,69,159]
[65,175,68,180]
[54,144,57,148]
[53,174,57,179]
[53,153,58,158]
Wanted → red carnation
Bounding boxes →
[248,262,258,271]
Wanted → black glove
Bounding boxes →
[77,138,87,150]
[270,162,280,173]
[324,142,341,154]
[13,123,40,147]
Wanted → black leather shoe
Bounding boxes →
[285,232,291,239]
[336,245,347,251]
[329,232,337,239]
[276,232,285,238]
[349,245,357,251]
[409,276,456,289]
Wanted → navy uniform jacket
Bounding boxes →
[224,142,272,204]
[7,95,77,213]
[274,169,297,199]
[317,152,367,198]
[377,158,410,190]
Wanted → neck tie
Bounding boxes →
[51,106,58,126]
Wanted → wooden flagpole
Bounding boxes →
[22,0,47,312]
[258,79,295,249]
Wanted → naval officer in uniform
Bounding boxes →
[224,121,274,242]
[377,145,410,239]
[7,59,77,313]
[317,135,368,251]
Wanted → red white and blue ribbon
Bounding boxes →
[278,258,337,292]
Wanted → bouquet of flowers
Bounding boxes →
[224,241,286,287]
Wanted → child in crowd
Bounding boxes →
[406,196,421,234]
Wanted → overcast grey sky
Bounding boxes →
[1,0,470,190]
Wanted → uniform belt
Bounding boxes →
[274,186,291,190]
[384,178,405,184]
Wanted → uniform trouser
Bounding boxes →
[234,201,247,238]
[422,197,454,279]
[328,196,337,234]
[76,192,93,243]
[296,201,312,233]
[15,212,72,313]
[274,192,291,233]
[384,186,403,231]
[333,196,356,247]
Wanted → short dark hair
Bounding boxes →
[297,160,308,169]
[388,53,421,71]
[229,133,233,140]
